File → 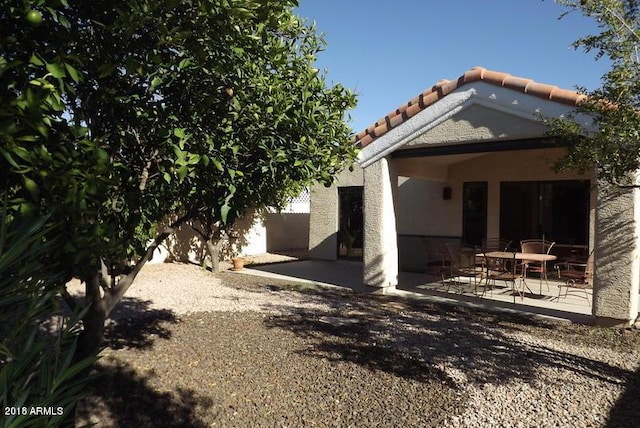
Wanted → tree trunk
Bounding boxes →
[75,271,107,362]
[67,214,190,425]
[206,237,225,273]
[66,272,107,427]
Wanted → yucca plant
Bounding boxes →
[0,207,96,428]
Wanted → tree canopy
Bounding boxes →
[551,0,640,186]
[1,0,357,363]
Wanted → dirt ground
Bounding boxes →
[75,263,640,427]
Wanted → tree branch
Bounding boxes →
[99,258,110,291]
[85,271,102,308]
[188,222,210,240]
[104,211,192,315]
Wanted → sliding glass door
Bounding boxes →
[500,180,590,247]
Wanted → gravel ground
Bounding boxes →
[73,262,640,427]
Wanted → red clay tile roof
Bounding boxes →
[354,66,586,148]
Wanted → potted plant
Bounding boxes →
[231,256,245,271]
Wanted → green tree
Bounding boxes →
[1,0,357,374]
[550,0,640,186]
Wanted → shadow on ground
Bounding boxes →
[76,298,204,426]
[103,297,178,350]
[262,285,636,388]
[77,358,213,427]
[605,360,640,427]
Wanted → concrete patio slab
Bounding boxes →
[236,260,595,324]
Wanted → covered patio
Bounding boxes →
[309,67,640,326]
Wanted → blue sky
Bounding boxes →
[295,0,611,134]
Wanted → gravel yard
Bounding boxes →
[74,262,640,427]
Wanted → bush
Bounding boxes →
[0,211,95,427]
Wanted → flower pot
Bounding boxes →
[231,257,245,271]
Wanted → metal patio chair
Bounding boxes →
[479,250,526,302]
[554,251,594,305]
[441,243,482,294]
[520,239,555,292]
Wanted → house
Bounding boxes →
[309,66,640,326]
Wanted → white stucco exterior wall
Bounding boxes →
[593,181,640,325]
[363,157,399,289]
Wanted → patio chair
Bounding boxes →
[554,251,594,305]
[520,239,555,292]
[421,238,448,275]
[441,243,482,294]
[479,251,526,303]
[477,238,513,292]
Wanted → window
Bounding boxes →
[462,182,488,247]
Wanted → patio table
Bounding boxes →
[477,251,558,296]
[480,251,557,263]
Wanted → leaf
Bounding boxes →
[65,63,81,83]
[23,177,40,202]
[211,158,224,172]
[177,166,188,181]
[29,54,44,66]
[15,134,38,142]
[173,128,186,139]
[220,202,231,223]
[151,77,162,88]
[97,62,116,78]
[46,62,66,78]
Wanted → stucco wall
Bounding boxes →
[149,212,267,265]
[264,212,309,252]
[407,104,549,147]
[593,183,640,324]
[308,164,364,260]
[363,156,399,288]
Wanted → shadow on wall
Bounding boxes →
[155,210,259,265]
[264,212,309,252]
[363,252,395,289]
[152,210,311,265]
[308,232,338,261]
[594,187,637,299]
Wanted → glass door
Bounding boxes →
[500,180,590,246]
[338,187,363,260]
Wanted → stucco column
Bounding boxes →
[593,180,640,326]
[363,157,399,290]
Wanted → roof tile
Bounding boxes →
[354,66,585,147]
